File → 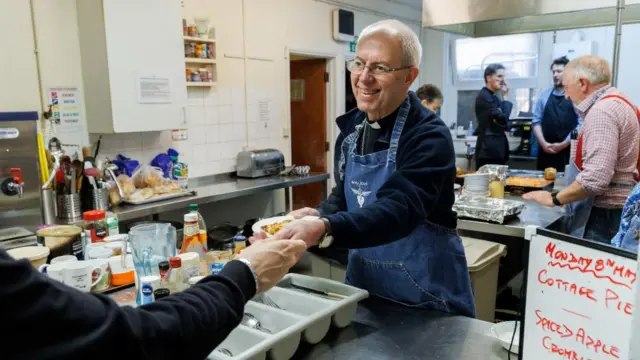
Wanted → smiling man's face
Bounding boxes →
[351,32,415,121]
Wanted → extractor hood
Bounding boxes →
[423,0,640,37]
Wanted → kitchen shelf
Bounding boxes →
[185,58,216,64]
[183,36,215,43]
[186,82,216,87]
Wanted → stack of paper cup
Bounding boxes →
[463,173,490,197]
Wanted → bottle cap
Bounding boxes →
[188,204,199,212]
[154,288,170,300]
[169,256,182,268]
[158,261,169,271]
[83,210,106,221]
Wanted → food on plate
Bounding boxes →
[262,219,293,235]
[128,188,154,202]
[544,167,557,181]
[506,176,552,188]
[152,181,180,195]
[456,169,476,178]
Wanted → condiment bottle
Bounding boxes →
[158,260,170,288]
[233,235,247,254]
[180,213,207,260]
[167,256,184,294]
[139,275,159,305]
[83,210,108,243]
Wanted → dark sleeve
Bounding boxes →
[324,124,454,248]
[475,91,508,129]
[317,132,347,216]
[1,250,256,360]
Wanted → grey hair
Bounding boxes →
[564,55,611,85]
[357,19,422,67]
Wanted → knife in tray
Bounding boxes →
[290,283,346,300]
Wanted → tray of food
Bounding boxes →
[453,197,526,224]
[122,189,195,205]
[115,166,196,205]
[208,273,369,360]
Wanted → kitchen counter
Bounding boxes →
[292,297,510,360]
[457,194,565,238]
[61,172,329,223]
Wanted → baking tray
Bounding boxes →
[208,273,369,360]
[453,197,526,224]
[121,190,196,205]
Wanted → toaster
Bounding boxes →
[236,149,285,178]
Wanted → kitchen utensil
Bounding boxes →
[62,260,105,292]
[42,137,64,190]
[242,313,272,334]
[41,188,57,224]
[93,135,102,158]
[255,293,282,309]
[37,132,49,185]
[290,283,346,300]
[7,246,50,269]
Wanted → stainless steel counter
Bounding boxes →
[457,194,565,238]
[89,173,330,222]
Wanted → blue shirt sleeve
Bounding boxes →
[532,89,549,126]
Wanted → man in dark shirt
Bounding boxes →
[1,238,306,359]
[256,20,475,318]
[474,63,514,169]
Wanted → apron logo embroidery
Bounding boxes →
[350,180,371,208]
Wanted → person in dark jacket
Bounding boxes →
[1,238,306,359]
[474,63,514,170]
[255,20,475,318]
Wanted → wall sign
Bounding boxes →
[47,87,84,135]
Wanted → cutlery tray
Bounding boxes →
[208,273,369,360]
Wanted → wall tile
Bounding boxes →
[233,123,246,141]
[189,125,207,145]
[122,133,142,150]
[218,105,233,124]
[205,125,219,143]
[232,87,245,106]
[218,88,232,105]
[204,90,218,107]
[207,143,222,162]
[204,106,219,125]
[187,106,206,125]
[232,105,246,123]
[187,88,204,107]
[193,144,208,162]
[219,123,234,142]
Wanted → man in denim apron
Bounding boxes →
[266,20,475,317]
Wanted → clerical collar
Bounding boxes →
[366,120,381,129]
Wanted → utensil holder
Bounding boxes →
[89,188,109,211]
[56,194,82,220]
[41,188,57,224]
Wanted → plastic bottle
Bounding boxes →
[180,213,207,261]
[188,204,207,232]
[167,257,184,294]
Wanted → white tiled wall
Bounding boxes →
[92,86,280,178]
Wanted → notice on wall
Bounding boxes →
[136,76,171,104]
[48,87,84,134]
[257,99,274,123]
[523,229,637,360]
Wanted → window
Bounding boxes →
[454,34,539,82]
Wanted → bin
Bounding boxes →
[462,237,507,322]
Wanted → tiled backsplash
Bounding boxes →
[91,87,281,178]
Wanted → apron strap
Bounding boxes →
[575,93,640,180]
[387,96,411,167]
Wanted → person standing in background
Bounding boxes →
[524,56,640,243]
[533,56,582,172]
[474,63,513,170]
[416,84,444,113]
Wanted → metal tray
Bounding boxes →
[208,274,369,360]
[121,190,196,205]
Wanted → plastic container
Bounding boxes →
[106,212,119,237]
[83,210,108,244]
[7,246,50,269]
[178,252,201,283]
[461,237,507,322]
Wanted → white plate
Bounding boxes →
[491,321,520,354]
[252,215,319,237]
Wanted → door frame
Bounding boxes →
[286,49,340,209]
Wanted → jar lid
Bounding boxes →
[83,210,106,221]
[154,288,170,300]
[184,213,198,222]
[233,235,246,242]
[169,256,182,268]
[158,260,170,271]
[37,225,83,237]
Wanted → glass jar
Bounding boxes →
[83,210,108,244]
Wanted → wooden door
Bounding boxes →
[290,59,327,210]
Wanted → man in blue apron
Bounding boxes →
[265,20,475,317]
[532,56,582,172]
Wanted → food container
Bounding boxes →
[83,210,108,244]
[7,246,50,268]
[188,275,206,287]
[453,197,526,224]
[36,225,83,260]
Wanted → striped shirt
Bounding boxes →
[575,86,640,208]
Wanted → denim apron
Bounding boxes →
[341,97,476,317]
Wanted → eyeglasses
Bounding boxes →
[346,59,413,75]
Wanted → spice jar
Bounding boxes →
[186,69,192,82]
[195,44,203,58]
[191,71,201,82]
[198,68,209,82]
[83,210,108,244]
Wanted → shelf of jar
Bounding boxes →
[186,82,216,87]
[183,36,215,43]
[185,58,216,64]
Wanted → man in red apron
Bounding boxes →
[524,56,640,243]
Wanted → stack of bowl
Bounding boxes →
[462,173,490,197]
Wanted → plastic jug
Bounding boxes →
[125,223,177,304]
